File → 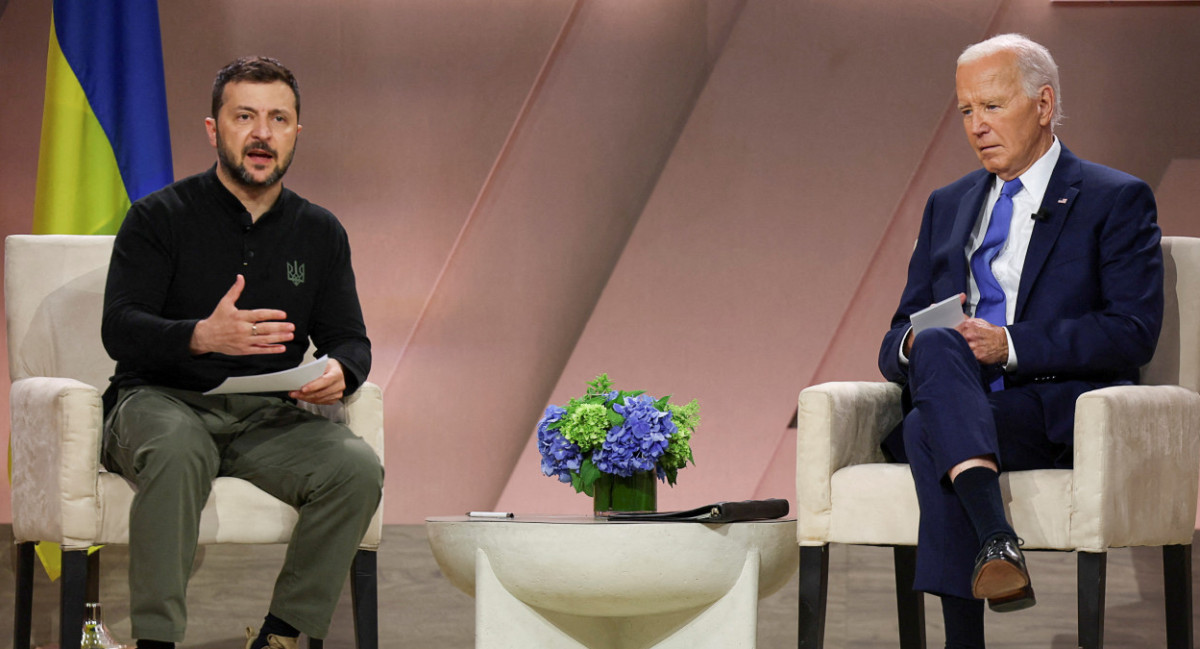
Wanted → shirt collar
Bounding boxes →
[998,136,1061,204]
[202,164,289,226]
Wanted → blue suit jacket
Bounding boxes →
[878,145,1164,446]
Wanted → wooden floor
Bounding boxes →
[2,525,1196,648]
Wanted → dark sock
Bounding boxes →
[136,641,174,649]
[941,594,985,648]
[251,613,300,649]
[952,465,1015,546]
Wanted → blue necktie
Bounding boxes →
[970,177,1022,389]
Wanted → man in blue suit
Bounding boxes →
[877,34,1163,647]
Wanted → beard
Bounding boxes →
[215,128,296,189]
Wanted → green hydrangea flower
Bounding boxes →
[560,402,610,452]
[660,400,699,472]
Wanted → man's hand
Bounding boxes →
[291,358,346,405]
[190,275,294,355]
[955,317,1009,365]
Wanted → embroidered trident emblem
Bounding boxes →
[287,261,306,287]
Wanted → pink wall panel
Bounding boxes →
[1,0,1198,525]
[384,0,735,520]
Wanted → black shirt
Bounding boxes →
[101,166,371,409]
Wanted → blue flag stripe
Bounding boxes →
[53,0,173,202]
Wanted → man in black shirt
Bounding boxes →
[101,57,382,649]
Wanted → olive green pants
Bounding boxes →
[102,386,383,642]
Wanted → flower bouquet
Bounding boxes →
[536,373,699,513]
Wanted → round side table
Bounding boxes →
[426,515,798,649]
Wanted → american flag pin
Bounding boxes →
[1057,198,1068,204]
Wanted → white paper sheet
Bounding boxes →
[203,356,329,395]
[910,295,965,334]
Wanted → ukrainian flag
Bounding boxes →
[33,0,173,235]
[26,0,173,580]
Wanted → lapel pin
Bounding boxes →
[1057,198,1068,204]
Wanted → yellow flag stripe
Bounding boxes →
[32,19,130,236]
[33,542,63,582]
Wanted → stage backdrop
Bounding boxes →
[0,0,1198,524]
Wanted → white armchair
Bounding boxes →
[796,236,1200,649]
[6,234,385,649]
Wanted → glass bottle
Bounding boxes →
[80,602,128,649]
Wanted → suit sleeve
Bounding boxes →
[879,193,940,384]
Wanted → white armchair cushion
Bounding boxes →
[827,463,918,545]
[95,475,299,546]
[822,463,1074,549]
[1001,469,1073,550]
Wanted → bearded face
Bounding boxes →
[207,80,301,192]
[215,127,296,189]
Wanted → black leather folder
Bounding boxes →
[603,498,790,523]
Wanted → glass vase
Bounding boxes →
[81,601,128,649]
[593,471,657,515]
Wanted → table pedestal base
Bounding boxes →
[475,549,762,649]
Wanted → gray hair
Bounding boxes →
[959,34,1063,129]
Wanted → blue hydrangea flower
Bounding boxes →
[536,405,580,483]
[593,395,676,478]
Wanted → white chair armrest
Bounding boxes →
[1071,384,1200,551]
[10,376,104,546]
[796,381,902,544]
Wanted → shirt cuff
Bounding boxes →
[898,326,913,366]
[1002,327,1018,372]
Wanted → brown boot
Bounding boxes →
[243,627,299,649]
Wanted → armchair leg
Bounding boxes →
[1163,544,1193,649]
[60,549,89,649]
[86,550,101,602]
[893,546,926,649]
[1077,551,1107,649]
[798,545,829,649]
[13,541,34,649]
[351,549,379,649]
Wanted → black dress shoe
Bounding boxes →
[971,534,1036,612]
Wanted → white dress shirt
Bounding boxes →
[966,137,1061,371]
